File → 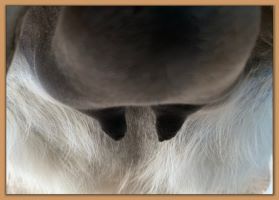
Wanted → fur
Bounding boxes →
[6,43,272,194]
[6,7,273,194]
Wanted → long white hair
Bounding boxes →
[6,9,272,194]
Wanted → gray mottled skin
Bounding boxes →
[17,6,260,109]
[12,6,262,141]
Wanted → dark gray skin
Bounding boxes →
[12,6,261,141]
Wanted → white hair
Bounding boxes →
[6,37,272,194]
